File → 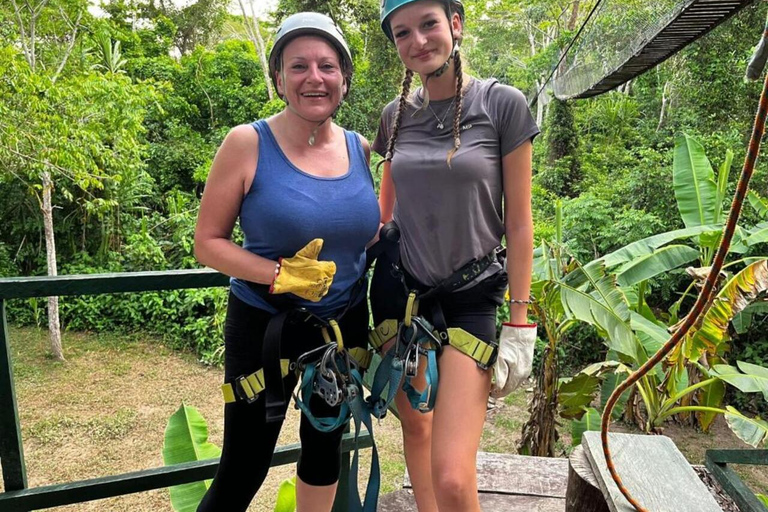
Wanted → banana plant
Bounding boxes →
[163,404,222,512]
[557,251,768,445]
[519,201,578,457]
[163,404,297,511]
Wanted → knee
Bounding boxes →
[432,465,475,505]
[399,412,432,444]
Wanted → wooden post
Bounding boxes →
[566,444,609,512]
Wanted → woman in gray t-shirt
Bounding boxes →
[371,1,540,511]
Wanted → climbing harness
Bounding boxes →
[600,17,768,512]
[220,272,380,512]
[366,222,503,418]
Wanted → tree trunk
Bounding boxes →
[566,444,610,512]
[518,344,559,457]
[568,0,581,31]
[536,79,545,126]
[657,81,670,131]
[240,0,275,101]
[41,171,64,361]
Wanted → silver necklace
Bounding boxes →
[426,97,455,130]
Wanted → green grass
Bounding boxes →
[25,409,137,445]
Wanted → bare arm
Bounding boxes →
[358,134,382,249]
[502,141,534,324]
[194,125,277,284]
[379,160,396,223]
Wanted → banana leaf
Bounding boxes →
[600,367,632,421]
[163,404,222,512]
[697,379,726,432]
[710,361,768,401]
[600,224,722,268]
[559,373,601,419]
[560,264,636,359]
[723,406,768,447]
[733,301,768,334]
[572,407,601,446]
[616,245,700,287]
[748,190,768,218]
[714,150,733,224]
[673,133,718,229]
[688,259,768,360]
[746,220,768,246]
[274,478,297,512]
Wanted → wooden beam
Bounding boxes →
[0,269,230,300]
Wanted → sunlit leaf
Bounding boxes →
[572,407,601,446]
[163,404,221,512]
[673,133,718,229]
[723,406,768,447]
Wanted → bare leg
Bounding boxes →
[430,347,491,512]
[382,338,439,512]
[296,478,339,512]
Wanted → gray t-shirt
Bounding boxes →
[373,77,540,287]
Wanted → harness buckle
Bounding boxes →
[404,344,419,378]
[313,344,344,407]
[476,341,499,371]
[234,375,260,404]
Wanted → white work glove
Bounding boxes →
[490,323,537,399]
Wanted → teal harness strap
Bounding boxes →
[399,317,441,413]
[348,370,381,512]
[294,349,381,512]
[402,345,438,413]
[366,349,404,419]
[294,361,352,432]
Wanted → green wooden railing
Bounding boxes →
[706,449,768,512]
[0,269,372,511]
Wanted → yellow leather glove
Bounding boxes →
[269,239,336,302]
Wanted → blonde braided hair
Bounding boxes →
[376,68,414,172]
[446,50,464,167]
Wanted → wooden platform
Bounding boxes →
[378,451,568,512]
[378,445,737,512]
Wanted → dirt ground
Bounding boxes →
[2,327,766,511]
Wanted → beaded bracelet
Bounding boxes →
[508,297,533,305]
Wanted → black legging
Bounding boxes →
[197,292,369,512]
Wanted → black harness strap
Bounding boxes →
[246,274,369,422]
[262,309,292,422]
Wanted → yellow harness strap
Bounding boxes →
[221,359,291,403]
[349,346,373,371]
[446,328,496,367]
[368,319,398,350]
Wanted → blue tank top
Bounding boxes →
[230,120,380,317]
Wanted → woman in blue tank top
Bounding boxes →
[194,13,379,512]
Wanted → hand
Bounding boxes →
[490,323,537,398]
[270,239,336,302]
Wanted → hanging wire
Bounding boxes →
[528,0,605,108]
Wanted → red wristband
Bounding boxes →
[268,258,282,294]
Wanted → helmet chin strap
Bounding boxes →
[413,40,459,116]
[281,66,346,146]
